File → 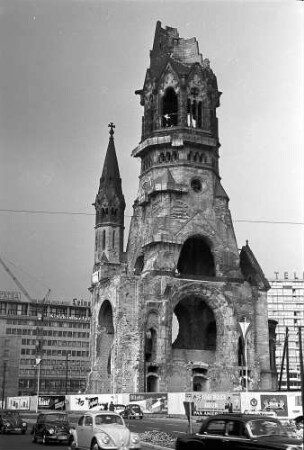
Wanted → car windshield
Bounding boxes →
[45,414,68,423]
[130,405,141,411]
[248,419,287,437]
[4,411,20,418]
[95,414,123,426]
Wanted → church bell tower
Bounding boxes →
[88,22,276,395]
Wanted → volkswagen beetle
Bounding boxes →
[0,410,27,434]
[70,411,141,450]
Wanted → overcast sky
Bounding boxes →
[0,0,303,302]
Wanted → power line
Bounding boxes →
[0,208,303,225]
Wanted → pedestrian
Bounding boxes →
[225,396,233,413]
[109,401,115,412]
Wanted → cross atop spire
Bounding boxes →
[108,122,115,137]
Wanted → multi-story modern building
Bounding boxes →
[0,290,91,398]
[267,272,304,390]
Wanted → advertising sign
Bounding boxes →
[185,392,241,416]
[129,393,168,414]
[38,395,66,410]
[7,396,30,410]
[260,394,288,417]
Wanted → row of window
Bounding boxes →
[19,368,87,377]
[21,338,89,348]
[6,318,90,328]
[6,328,90,338]
[0,302,90,317]
[141,150,216,173]
[95,229,116,251]
[19,379,86,389]
[21,348,89,357]
[20,358,89,367]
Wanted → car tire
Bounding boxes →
[91,439,101,450]
[32,433,37,443]
[22,429,26,434]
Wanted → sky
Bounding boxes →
[0,0,303,302]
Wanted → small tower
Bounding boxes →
[93,123,125,274]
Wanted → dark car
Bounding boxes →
[121,404,144,420]
[32,411,72,445]
[176,413,303,450]
[0,410,27,434]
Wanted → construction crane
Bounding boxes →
[0,255,34,301]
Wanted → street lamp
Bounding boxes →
[1,361,7,410]
[35,357,42,413]
[239,318,250,392]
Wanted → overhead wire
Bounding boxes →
[0,208,303,225]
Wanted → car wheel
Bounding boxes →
[91,439,101,450]
[32,433,37,443]
[22,429,26,434]
[42,432,48,445]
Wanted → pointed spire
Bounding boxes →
[101,122,121,182]
[95,123,125,228]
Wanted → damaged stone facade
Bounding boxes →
[87,22,277,394]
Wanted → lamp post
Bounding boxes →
[1,361,7,410]
[65,352,69,395]
[239,318,250,392]
[35,358,42,414]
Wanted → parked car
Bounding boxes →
[70,411,141,450]
[121,404,144,420]
[0,410,27,434]
[175,413,304,450]
[32,411,72,445]
[113,404,126,415]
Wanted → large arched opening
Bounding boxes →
[177,236,215,277]
[96,300,114,376]
[171,296,216,391]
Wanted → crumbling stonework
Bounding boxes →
[87,22,277,394]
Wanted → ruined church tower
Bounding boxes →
[88,22,277,394]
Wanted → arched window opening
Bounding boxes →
[96,300,114,358]
[134,255,144,275]
[159,153,165,163]
[177,236,216,277]
[145,328,157,363]
[191,100,197,128]
[112,230,115,249]
[162,87,178,127]
[107,352,111,375]
[166,152,171,162]
[102,230,106,250]
[198,101,202,128]
[172,297,216,351]
[193,369,208,391]
[146,374,159,393]
[187,99,191,126]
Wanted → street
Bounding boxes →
[0,416,197,450]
